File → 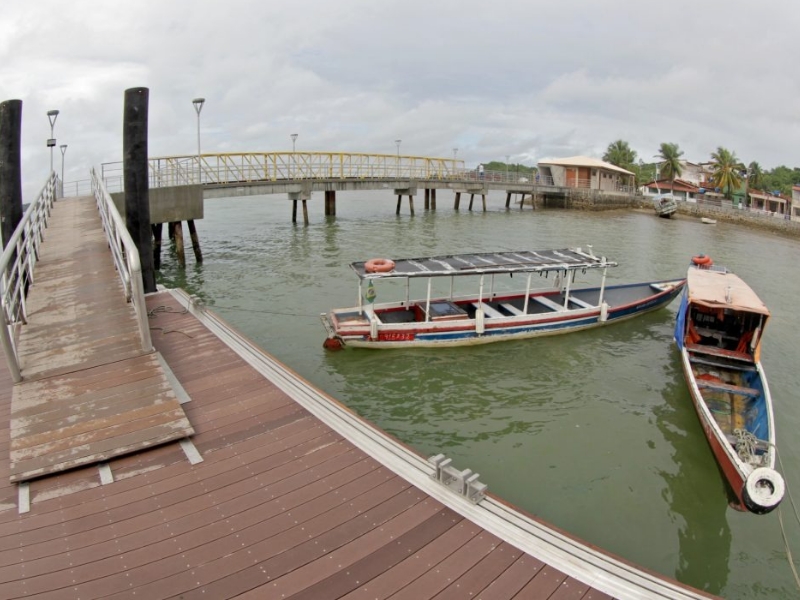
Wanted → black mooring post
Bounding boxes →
[0,99,24,251]
[122,87,156,293]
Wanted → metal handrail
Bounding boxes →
[0,172,58,382]
[91,168,152,354]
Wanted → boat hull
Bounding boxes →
[673,278,784,514]
[323,279,685,349]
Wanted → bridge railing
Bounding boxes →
[91,168,153,354]
[102,152,473,189]
[0,172,58,382]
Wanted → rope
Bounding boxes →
[775,447,800,591]
[733,428,758,463]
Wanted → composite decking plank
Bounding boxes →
[475,555,545,599]
[512,566,569,599]
[388,529,505,600]
[338,520,482,600]
[432,542,523,600]
[280,507,458,600]
[129,483,421,600]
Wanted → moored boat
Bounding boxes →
[321,247,685,349]
[674,255,784,514]
[701,217,717,225]
[653,194,678,218]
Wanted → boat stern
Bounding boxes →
[320,313,345,350]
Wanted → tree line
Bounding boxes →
[602,140,800,199]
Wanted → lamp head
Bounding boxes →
[192,98,205,114]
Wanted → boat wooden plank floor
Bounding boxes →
[7,197,193,483]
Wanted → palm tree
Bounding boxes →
[709,147,742,200]
[657,142,683,195]
[603,140,637,170]
[747,161,764,191]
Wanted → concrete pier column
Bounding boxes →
[454,192,461,210]
[505,193,511,209]
[424,188,430,210]
[302,199,309,225]
[469,194,475,211]
[172,221,185,267]
[152,223,162,269]
[431,188,437,210]
[122,87,156,292]
[292,200,297,223]
[0,99,23,250]
[324,190,336,216]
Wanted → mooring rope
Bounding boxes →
[775,447,800,591]
[733,428,758,463]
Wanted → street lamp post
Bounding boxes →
[290,134,298,178]
[59,144,67,185]
[395,139,401,176]
[453,147,458,160]
[47,109,59,173]
[192,98,205,183]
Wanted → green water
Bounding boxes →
[157,192,800,599]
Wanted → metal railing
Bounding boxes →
[91,168,152,353]
[0,172,58,382]
[62,178,93,198]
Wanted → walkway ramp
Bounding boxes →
[8,197,193,482]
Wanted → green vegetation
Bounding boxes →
[759,165,800,196]
[657,143,684,194]
[484,161,537,179]
[603,140,637,171]
[709,147,742,200]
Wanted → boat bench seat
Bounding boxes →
[686,343,751,362]
[567,296,594,309]
[499,303,524,316]
[697,380,761,398]
[472,302,504,319]
[531,295,566,312]
[689,355,757,372]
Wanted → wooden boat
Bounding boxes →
[674,255,784,514]
[653,194,678,218]
[321,247,686,349]
[701,217,717,225]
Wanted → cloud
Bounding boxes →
[2,0,799,200]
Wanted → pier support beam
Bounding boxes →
[187,220,203,263]
[288,188,311,225]
[152,223,162,269]
[0,99,23,250]
[393,185,417,216]
[454,192,461,210]
[122,87,156,293]
[172,221,185,267]
[431,188,437,210]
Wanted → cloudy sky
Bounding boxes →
[3,0,800,199]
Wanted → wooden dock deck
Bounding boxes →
[0,197,718,599]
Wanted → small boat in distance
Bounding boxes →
[674,255,784,514]
[653,194,678,218]
[321,247,686,349]
[701,217,717,225]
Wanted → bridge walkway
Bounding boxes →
[6,196,194,483]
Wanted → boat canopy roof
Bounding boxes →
[687,267,770,316]
[351,248,616,280]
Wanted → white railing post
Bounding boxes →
[91,168,153,354]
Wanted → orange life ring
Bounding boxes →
[691,254,713,267]
[364,258,395,273]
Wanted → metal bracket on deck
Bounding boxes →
[428,454,487,504]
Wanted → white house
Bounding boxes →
[536,156,634,192]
